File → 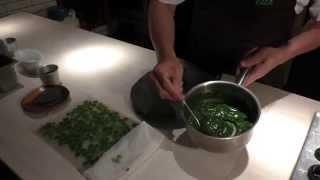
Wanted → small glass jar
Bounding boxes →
[5,38,17,58]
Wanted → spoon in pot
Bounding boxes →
[182,100,201,128]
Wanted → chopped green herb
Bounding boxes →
[40,101,131,166]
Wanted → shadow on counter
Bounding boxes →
[162,134,249,180]
[0,159,22,180]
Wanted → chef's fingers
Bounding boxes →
[243,64,264,86]
[241,51,265,68]
[245,47,259,57]
[163,78,184,101]
[157,73,183,101]
[149,72,175,101]
[172,69,184,96]
[172,78,184,95]
[172,71,183,86]
[238,47,259,70]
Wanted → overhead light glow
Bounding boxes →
[63,46,125,74]
[0,22,23,36]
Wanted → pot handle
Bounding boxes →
[236,68,250,86]
[236,47,260,86]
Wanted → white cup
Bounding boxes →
[14,49,42,75]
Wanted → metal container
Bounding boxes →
[182,69,261,153]
[0,55,18,93]
[5,38,17,58]
[39,64,61,85]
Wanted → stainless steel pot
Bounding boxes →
[182,69,261,153]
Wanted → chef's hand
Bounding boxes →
[240,46,290,86]
[150,57,184,101]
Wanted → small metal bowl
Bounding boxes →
[39,64,61,85]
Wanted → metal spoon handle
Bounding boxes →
[182,100,201,128]
[236,47,259,86]
[236,68,250,86]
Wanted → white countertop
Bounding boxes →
[0,13,319,180]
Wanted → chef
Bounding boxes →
[148,0,320,101]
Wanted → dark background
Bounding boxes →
[56,0,320,101]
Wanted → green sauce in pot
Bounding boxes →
[188,99,252,138]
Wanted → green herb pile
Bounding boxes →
[188,101,252,137]
[40,100,131,166]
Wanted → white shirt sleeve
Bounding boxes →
[158,0,185,5]
[296,0,320,21]
[295,0,310,14]
[309,0,320,21]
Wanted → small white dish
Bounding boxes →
[14,49,43,75]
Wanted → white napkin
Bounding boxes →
[84,121,165,180]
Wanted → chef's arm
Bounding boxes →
[148,0,184,101]
[241,20,320,86]
[148,0,177,61]
[285,20,320,60]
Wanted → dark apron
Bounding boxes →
[188,0,296,75]
[131,0,296,129]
